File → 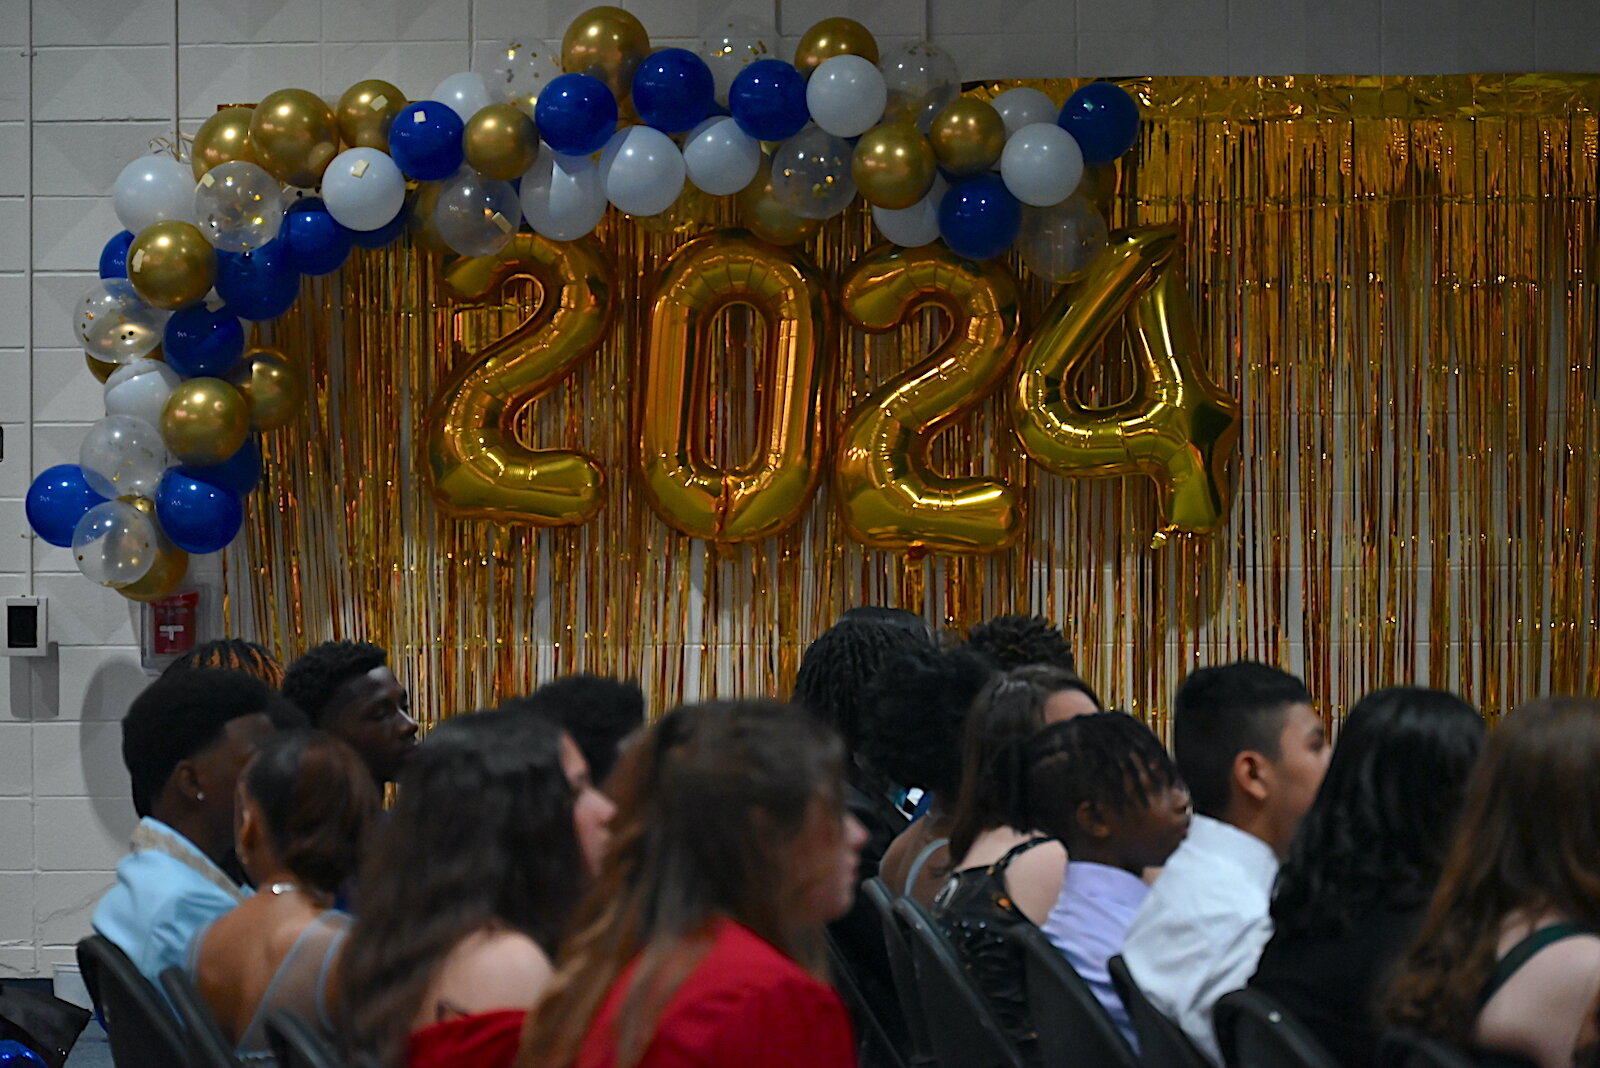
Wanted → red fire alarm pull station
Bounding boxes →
[152,592,200,656]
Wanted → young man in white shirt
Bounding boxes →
[1120,661,1330,1064]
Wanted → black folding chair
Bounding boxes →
[1001,922,1139,1067]
[893,895,1026,1068]
[861,877,936,1067]
[1214,987,1340,1068]
[76,935,188,1068]
[1375,1031,1486,1068]
[1107,954,1212,1068]
[160,967,243,1068]
[826,932,908,1068]
[265,1009,346,1068]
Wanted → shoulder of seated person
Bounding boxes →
[1510,932,1600,981]
[431,929,553,1011]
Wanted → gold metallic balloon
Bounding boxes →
[249,88,339,188]
[640,231,830,543]
[86,352,121,383]
[116,508,188,605]
[561,6,651,99]
[1011,224,1242,544]
[160,377,252,466]
[428,233,615,525]
[225,347,306,431]
[837,243,1024,553]
[737,158,821,247]
[852,122,937,209]
[127,222,216,310]
[793,17,880,75]
[190,106,258,180]
[407,181,452,256]
[336,79,405,150]
[929,97,1007,176]
[462,104,539,182]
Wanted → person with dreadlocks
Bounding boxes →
[163,638,287,687]
[281,641,419,789]
[1030,713,1192,1052]
[966,612,1078,674]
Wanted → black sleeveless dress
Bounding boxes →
[1472,923,1594,1068]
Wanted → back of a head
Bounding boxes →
[945,671,1053,864]
[281,640,388,726]
[1172,660,1311,819]
[505,674,645,785]
[966,613,1076,673]
[1025,712,1181,849]
[163,638,285,688]
[244,729,380,893]
[792,617,933,751]
[123,667,304,817]
[860,644,995,798]
[1271,687,1485,937]
[839,605,933,641]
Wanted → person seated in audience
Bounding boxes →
[1010,662,1104,724]
[1121,661,1328,1065]
[1251,687,1483,1067]
[1032,713,1192,1052]
[192,730,378,1062]
[281,641,419,788]
[162,638,286,687]
[966,612,1079,674]
[93,669,305,987]
[517,700,864,1068]
[338,710,612,1068]
[501,674,646,793]
[1383,697,1600,1068]
[861,643,994,905]
[933,668,1099,1062]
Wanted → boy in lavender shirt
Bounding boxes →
[1030,713,1193,1051]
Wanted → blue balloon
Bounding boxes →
[179,436,261,496]
[155,470,244,555]
[99,231,134,279]
[387,100,466,181]
[728,60,809,142]
[938,175,1022,261]
[164,303,245,377]
[0,1040,47,1068]
[25,465,105,548]
[535,74,619,157]
[1057,82,1140,165]
[348,203,408,249]
[282,197,353,276]
[632,48,715,133]
[215,241,299,321]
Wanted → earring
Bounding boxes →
[195,791,205,802]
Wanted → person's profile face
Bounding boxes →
[561,735,616,876]
[322,666,418,785]
[1114,777,1192,871]
[790,799,868,928]
[1267,701,1330,844]
[193,712,275,863]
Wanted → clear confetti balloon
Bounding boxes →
[435,168,522,257]
[74,279,168,363]
[78,414,170,499]
[879,41,960,134]
[193,160,286,253]
[1016,194,1110,283]
[701,20,776,105]
[770,124,858,220]
[72,498,158,588]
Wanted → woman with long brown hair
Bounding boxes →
[1383,697,1600,1067]
[517,700,865,1068]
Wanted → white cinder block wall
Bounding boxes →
[1,0,1597,981]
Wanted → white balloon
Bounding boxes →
[600,127,686,217]
[701,21,776,105]
[520,147,607,240]
[806,55,887,139]
[322,148,406,231]
[103,359,181,432]
[993,88,1058,137]
[682,117,761,196]
[78,414,169,500]
[432,72,494,123]
[71,499,157,589]
[193,160,286,253]
[113,155,195,234]
[1000,123,1085,207]
[872,175,947,247]
[435,167,522,256]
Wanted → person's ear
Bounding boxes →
[1075,800,1112,840]
[171,760,206,805]
[236,797,262,856]
[1233,750,1272,805]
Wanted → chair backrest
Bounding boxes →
[265,1009,346,1068]
[1375,1032,1482,1068]
[159,968,244,1068]
[892,895,1026,1068]
[76,936,189,1068]
[1001,922,1139,1068]
[1214,988,1341,1068]
[826,933,908,1068]
[861,877,935,1066]
[1107,955,1212,1068]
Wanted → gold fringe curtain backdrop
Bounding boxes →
[228,75,1600,733]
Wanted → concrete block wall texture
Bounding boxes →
[1,0,1597,980]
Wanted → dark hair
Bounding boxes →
[839,605,933,641]
[1271,687,1483,940]
[280,641,389,726]
[1384,697,1600,1044]
[519,700,846,1068]
[946,671,1052,865]
[162,638,285,687]
[859,643,995,798]
[122,668,305,817]
[1026,712,1180,849]
[1172,661,1312,819]
[792,617,933,752]
[243,729,380,892]
[966,613,1076,673]
[339,710,586,1067]
[1008,663,1103,712]
[503,674,646,785]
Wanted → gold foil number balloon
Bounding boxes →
[160,377,252,466]
[249,88,339,188]
[1011,224,1242,544]
[336,79,405,150]
[837,243,1024,553]
[427,232,615,525]
[127,221,217,310]
[640,231,830,543]
[561,6,651,99]
[190,106,258,181]
[225,347,306,431]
